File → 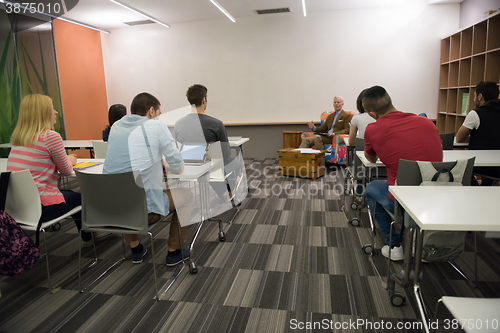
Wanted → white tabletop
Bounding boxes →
[74,158,222,180]
[389,186,500,232]
[356,150,500,167]
[0,140,93,149]
[229,138,249,147]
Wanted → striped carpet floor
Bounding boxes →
[1,158,499,333]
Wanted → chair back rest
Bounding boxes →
[4,170,42,226]
[439,132,455,150]
[92,140,108,159]
[319,111,334,125]
[207,141,225,181]
[75,170,149,233]
[354,138,365,152]
[396,157,475,186]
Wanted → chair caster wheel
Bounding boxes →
[362,244,373,255]
[51,223,61,231]
[344,189,352,196]
[390,293,405,307]
[350,218,360,226]
[189,262,198,274]
[218,231,225,242]
[350,202,359,210]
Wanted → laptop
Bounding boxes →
[180,144,210,165]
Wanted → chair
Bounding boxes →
[91,140,108,159]
[4,170,81,293]
[364,158,475,306]
[301,111,355,163]
[74,170,161,300]
[207,141,247,235]
[439,132,455,150]
[434,296,500,333]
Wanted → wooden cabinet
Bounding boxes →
[436,12,500,134]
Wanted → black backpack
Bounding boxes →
[0,172,40,277]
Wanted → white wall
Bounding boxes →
[102,1,459,124]
[460,0,500,28]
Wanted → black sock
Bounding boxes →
[168,249,180,256]
[131,243,144,254]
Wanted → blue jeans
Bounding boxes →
[365,180,399,247]
[40,190,92,241]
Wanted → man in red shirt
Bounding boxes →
[363,86,442,261]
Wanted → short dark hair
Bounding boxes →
[108,104,126,126]
[186,84,207,107]
[476,81,499,102]
[131,93,160,116]
[356,89,368,113]
[362,85,393,115]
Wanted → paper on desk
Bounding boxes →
[73,162,103,170]
[293,148,321,153]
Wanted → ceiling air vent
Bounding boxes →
[124,20,155,26]
[256,7,290,15]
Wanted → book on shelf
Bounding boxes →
[461,93,470,115]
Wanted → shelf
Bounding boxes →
[440,38,450,63]
[485,50,500,82]
[473,21,487,54]
[471,54,485,84]
[461,27,473,58]
[437,14,499,134]
[487,14,500,50]
[458,58,471,86]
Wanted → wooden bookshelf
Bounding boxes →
[436,11,500,134]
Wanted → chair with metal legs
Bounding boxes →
[4,170,81,293]
[75,170,164,300]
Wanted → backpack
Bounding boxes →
[0,172,40,277]
[415,160,468,262]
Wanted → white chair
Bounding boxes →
[91,140,108,159]
[208,141,246,237]
[434,296,500,333]
[75,170,161,300]
[4,170,81,293]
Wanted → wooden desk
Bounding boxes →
[389,186,500,333]
[277,148,325,180]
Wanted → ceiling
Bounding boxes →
[62,0,464,31]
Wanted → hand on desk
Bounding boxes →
[67,154,77,166]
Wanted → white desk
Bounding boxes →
[0,140,93,150]
[229,137,249,147]
[0,158,6,172]
[356,150,500,168]
[389,186,500,333]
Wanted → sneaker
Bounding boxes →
[132,246,148,264]
[381,245,404,261]
[166,249,190,267]
[93,231,111,239]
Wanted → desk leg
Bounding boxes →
[413,229,431,333]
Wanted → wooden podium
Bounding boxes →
[277,148,325,180]
[282,131,303,148]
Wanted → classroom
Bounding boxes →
[0,0,500,332]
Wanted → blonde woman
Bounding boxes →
[7,94,92,245]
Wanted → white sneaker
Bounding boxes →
[381,245,404,261]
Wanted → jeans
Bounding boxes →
[40,190,92,241]
[365,180,399,247]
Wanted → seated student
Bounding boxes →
[348,89,376,146]
[348,89,376,196]
[102,104,126,142]
[456,81,500,186]
[363,86,442,261]
[175,84,237,195]
[7,94,92,245]
[103,92,193,266]
[300,96,353,149]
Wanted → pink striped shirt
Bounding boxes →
[7,131,73,206]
